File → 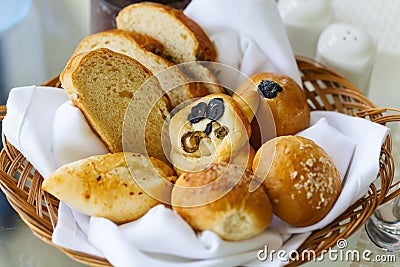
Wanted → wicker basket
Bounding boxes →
[0,56,400,266]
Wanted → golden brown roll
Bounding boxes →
[172,162,272,241]
[234,72,310,144]
[42,152,177,224]
[231,143,255,171]
[252,136,341,227]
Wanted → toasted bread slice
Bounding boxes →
[60,48,170,162]
[42,152,177,224]
[73,29,208,107]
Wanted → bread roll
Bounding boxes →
[172,163,272,241]
[168,94,251,173]
[235,72,310,142]
[252,136,341,227]
[42,152,177,224]
[231,143,255,171]
[60,48,170,162]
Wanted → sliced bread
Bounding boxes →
[116,2,224,95]
[72,29,208,107]
[116,2,217,63]
[60,48,170,162]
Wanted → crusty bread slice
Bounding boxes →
[42,152,177,224]
[116,2,217,63]
[72,29,208,107]
[60,48,170,162]
[116,2,224,95]
[169,94,251,174]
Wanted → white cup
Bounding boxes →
[277,0,332,58]
[316,23,376,95]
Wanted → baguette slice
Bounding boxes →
[60,48,170,162]
[42,152,177,224]
[72,29,208,107]
[116,2,225,95]
[116,2,216,63]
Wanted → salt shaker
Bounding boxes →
[316,23,376,95]
[277,0,332,58]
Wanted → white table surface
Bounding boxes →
[0,0,399,266]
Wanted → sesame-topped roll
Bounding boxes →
[252,136,341,227]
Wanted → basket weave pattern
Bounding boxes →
[0,56,399,266]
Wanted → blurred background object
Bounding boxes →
[316,23,376,95]
[277,0,400,109]
[278,0,332,59]
[0,0,90,106]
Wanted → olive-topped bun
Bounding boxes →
[234,72,310,144]
[168,94,251,174]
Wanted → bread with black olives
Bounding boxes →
[168,94,251,174]
[233,73,310,148]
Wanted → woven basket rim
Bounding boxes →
[1,56,400,267]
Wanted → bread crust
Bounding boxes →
[61,48,171,162]
[72,29,208,107]
[116,2,217,62]
[252,136,341,227]
[42,152,177,224]
[235,72,310,139]
[172,163,272,241]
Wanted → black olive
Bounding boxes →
[258,80,283,99]
[214,126,229,139]
[188,102,207,123]
[204,121,213,135]
[181,131,207,153]
[206,98,224,121]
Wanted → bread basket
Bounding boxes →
[0,56,399,266]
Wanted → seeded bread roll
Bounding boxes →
[172,163,273,241]
[169,94,251,174]
[234,73,310,148]
[252,136,341,227]
[60,48,170,162]
[72,29,208,107]
[42,152,177,224]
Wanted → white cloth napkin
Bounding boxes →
[184,0,302,90]
[53,101,108,167]
[2,85,69,177]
